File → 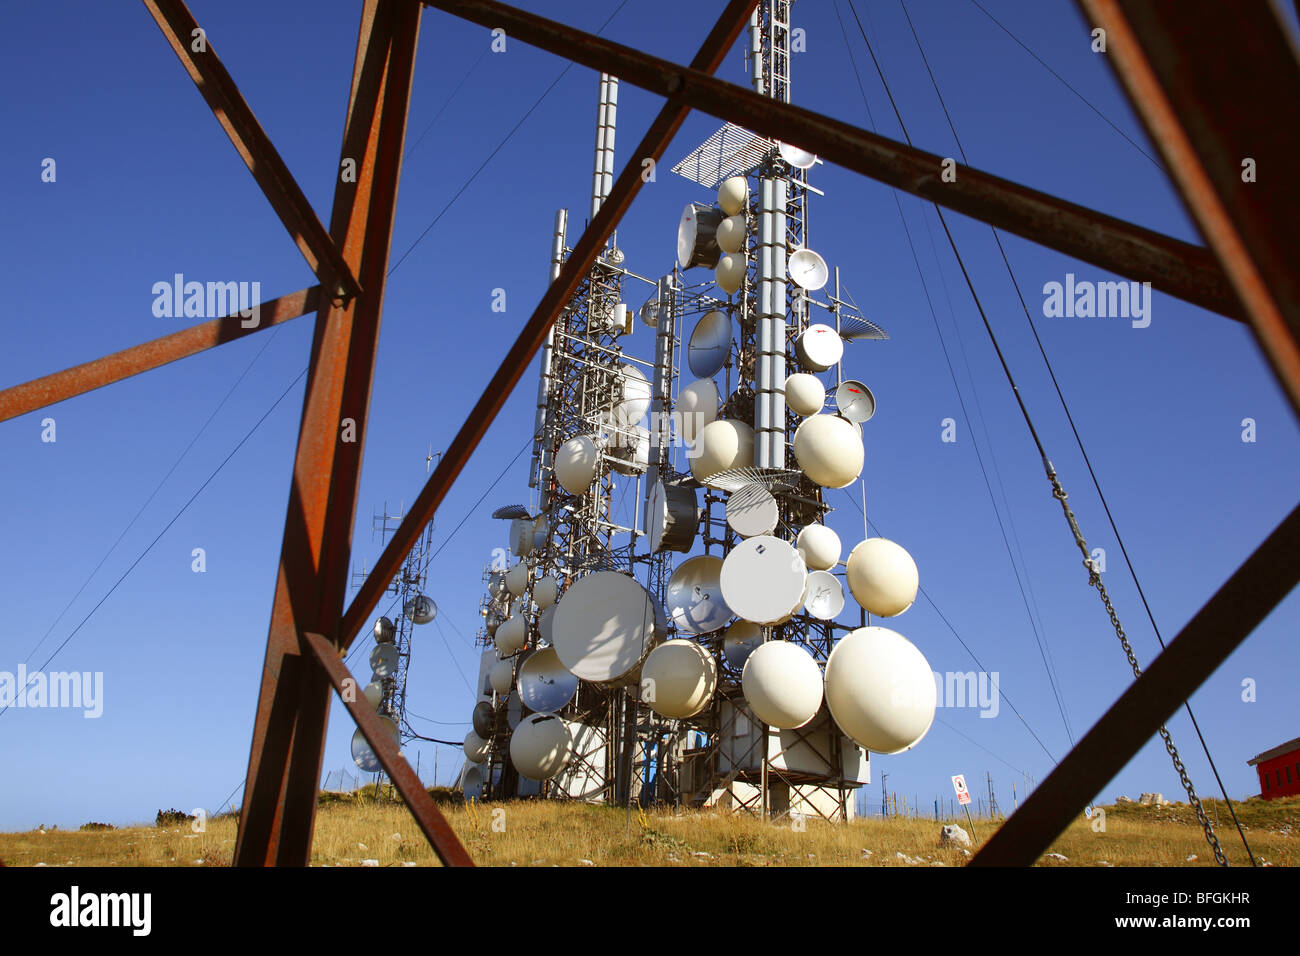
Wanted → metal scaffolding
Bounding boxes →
[0,0,1295,866]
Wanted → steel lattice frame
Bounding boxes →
[0,0,1295,866]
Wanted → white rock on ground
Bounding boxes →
[940,824,972,848]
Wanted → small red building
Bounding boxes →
[1248,736,1300,800]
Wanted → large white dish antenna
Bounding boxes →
[517,646,579,714]
[677,202,722,269]
[537,603,557,645]
[646,479,699,554]
[677,378,720,442]
[608,423,650,476]
[509,713,573,781]
[533,574,559,610]
[845,538,919,617]
[641,639,717,719]
[665,554,732,635]
[504,560,530,597]
[351,715,399,773]
[489,658,515,696]
[777,141,817,169]
[373,616,396,644]
[788,248,829,291]
[369,643,399,678]
[715,253,746,295]
[363,680,384,709]
[792,414,864,489]
[725,482,779,538]
[741,641,823,729]
[784,373,825,417]
[715,213,746,253]
[689,418,754,485]
[825,626,936,753]
[834,380,876,424]
[555,435,599,495]
[471,700,494,738]
[462,764,484,800]
[719,535,807,625]
[614,365,652,426]
[404,593,437,625]
[802,570,845,620]
[722,620,762,669]
[796,523,842,570]
[688,310,732,379]
[795,324,844,372]
[510,517,535,557]
[552,571,666,685]
[463,730,490,763]
[718,176,749,215]
[494,612,527,656]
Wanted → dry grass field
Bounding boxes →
[2,790,1295,867]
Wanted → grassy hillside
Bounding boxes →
[2,790,1295,867]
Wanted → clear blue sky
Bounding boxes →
[1,0,1297,832]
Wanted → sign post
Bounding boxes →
[952,774,977,841]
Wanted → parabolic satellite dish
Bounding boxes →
[369,643,399,678]
[614,365,652,426]
[373,616,396,644]
[462,764,483,801]
[351,715,399,773]
[646,479,699,554]
[824,626,936,753]
[471,700,494,739]
[788,248,829,291]
[802,569,845,621]
[552,571,666,685]
[404,593,436,625]
[494,612,527,656]
[665,555,732,635]
[517,645,579,714]
[463,730,490,763]
[719,535,807,626]
[676,378,720,442]
[795,324,844,372]
[834,380,876,424]
[725,482,780,538]
[677,202,722,269]
[641,639,717,719]
[722,620,762,669]
[741,640,823,729]
[777,141,817,169]
[688,310,732,379]
[510,713,573,781]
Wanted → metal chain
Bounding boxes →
[1044,459,1228,866]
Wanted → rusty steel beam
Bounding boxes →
[1078,0,1300,415]
[972,502,1300,866]
[339,0,760,646]
[0,287,319,423]
[142,0,360,300]
[234,0,421,866]
[422,0,1244,322]
[300,631,474,866]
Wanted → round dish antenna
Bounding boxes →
[665,554,732,635]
